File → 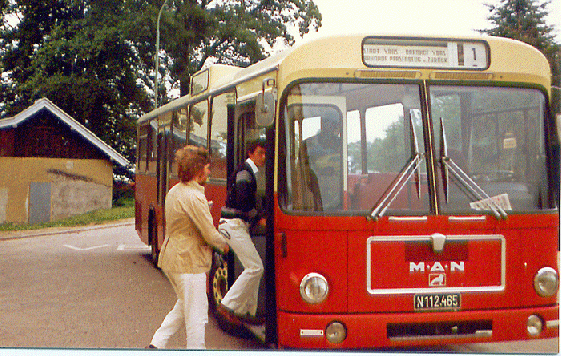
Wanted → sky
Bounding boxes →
[296,0,561,44]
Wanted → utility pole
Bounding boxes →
[155,0,170,109]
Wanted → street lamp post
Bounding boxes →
[155,0,169,109]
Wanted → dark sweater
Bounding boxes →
[224,161,258,223]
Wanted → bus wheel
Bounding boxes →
[149,237,159,268]
[148,211,159,268]
[209,251,229,314]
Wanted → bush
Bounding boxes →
[113,180,135,207]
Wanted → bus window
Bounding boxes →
[137,123,150,172]
[170,108,188,176]
[346,110,363,174]
[282,82,427,215]
[292,105,343,211]
[210,92,234,181]
[190,100,209,148]
[234,103,266,194]
[235,104,265,165]
[432,86,551,212]
[148,120,158,175]
[157,112,173,203]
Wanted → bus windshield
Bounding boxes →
[281,82,551,215]
[281,82,428,214]
[433,85,550,214]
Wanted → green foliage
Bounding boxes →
[113,180,135,206]
[483,0,555,46]
[0,0,154,162]
[0,0,322,160]
[157,0,322,96]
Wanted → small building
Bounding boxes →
[0,98,130,224]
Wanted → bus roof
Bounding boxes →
[139,34,551,124]
[275,34,550,82]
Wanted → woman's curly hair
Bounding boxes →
[175,145,211,183]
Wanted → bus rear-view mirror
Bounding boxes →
[256,92,275,127]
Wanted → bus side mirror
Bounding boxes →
[256,91,275,127]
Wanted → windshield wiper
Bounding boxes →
[439,118,507,220]
[370,116,423,221]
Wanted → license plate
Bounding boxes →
[414,293,460,311]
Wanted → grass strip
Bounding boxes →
[0,200,134,232]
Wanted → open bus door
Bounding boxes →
[208,97,275,344]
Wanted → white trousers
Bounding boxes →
[150,272,208,349]
[219,218,264,316]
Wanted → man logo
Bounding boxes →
[429,273,446,287]
[409,261,465,272]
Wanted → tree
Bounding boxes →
[156,0,322,97]
[0,0,153,162]
[481,0,559,111]
[0,0,322,161]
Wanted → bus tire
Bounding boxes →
[208,251,229,315]
[148,209,159,268]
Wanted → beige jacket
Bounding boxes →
[157,181,228,274]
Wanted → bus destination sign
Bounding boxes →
[362,38,489,70]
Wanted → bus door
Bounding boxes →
[207,92,234,224]
[232,102,269,315]
[152,112,173,254]
[208,98,270,337]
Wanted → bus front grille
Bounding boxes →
[387,320,492,341]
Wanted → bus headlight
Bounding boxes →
[527,315,543,336]
[300,273,329,304]
[326,321,347,343]
[533,267,559,297]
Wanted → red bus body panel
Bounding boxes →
[134,173,158,246]
[274,194,559,348]
[277,306,559,348]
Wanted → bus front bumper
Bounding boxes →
[277,305,559,349]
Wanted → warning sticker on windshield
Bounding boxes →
[470,194,512,211]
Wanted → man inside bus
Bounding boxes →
[299,111,343,211]
[217,139,266,325]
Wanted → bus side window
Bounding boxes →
[171,108,188,177]
[210,92,234,181]
[190,100,209,148]
[138,123,150,172]
[234,102,266,191]
[148,119,158,175]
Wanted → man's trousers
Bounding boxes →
[219,218,264,316]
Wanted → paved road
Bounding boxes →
[0,221,557,354]
[0,220,262,352]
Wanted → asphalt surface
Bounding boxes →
[0,219,263,354]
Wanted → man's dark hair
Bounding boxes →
[246,138,266,156]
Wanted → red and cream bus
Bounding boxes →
[135,34,559,348]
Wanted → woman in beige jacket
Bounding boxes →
[148,145,229,349]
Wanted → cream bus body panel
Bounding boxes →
[275,35,551,96]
